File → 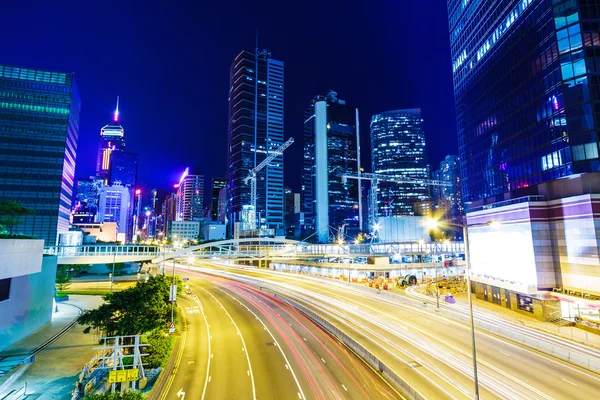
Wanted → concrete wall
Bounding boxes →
[0,255,57,352]
[0,239,44,279]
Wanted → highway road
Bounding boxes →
[162,273,400,400]
[175,261,600,400]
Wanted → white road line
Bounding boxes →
[216,287,306,400]
[342,384,348,391]
[189,291,211,400]
[201,288,257,400]
[561,378,578,387]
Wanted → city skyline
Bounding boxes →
[1,1,456,198]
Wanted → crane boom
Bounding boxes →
[340,171,453,230]
[243,137,294,230]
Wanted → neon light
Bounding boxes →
[179,167,189,185]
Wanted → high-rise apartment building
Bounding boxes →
[448,0,600,310]
[211,177,226,221]
[176,168,204,221]
[302,91,361,243]
[370,109,429,217]
[0,65,81,244]
[226,49,285,233]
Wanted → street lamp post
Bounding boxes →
[463,224,480,400]
[424,217,496,400]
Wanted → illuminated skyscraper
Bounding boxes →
[226,49,285,233]
[370,109,429,217]
[96,98,125,182]
[448,0,600,300]
[176,168,204,221]
[0,65,80,244]
[302,91,361,243]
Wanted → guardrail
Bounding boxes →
[271,293,424,400]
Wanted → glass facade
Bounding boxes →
[211,177,226,221]
[370,109,429,217]
[227,49,285,232]
[302,91,360,241]
[0,65,80,244]
[176,174,204,221]
[449,0,600,206]
[432,155,464,223]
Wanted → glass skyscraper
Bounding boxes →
[0,65,81,244]
[370,109,429,217]
[302,91,360,243]
[449,0,600,206]
[227,49,285,233]
[176,168,204,221]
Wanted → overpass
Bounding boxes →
[44,244,162,264]
[152,238,465,263]
[44,239,464,265]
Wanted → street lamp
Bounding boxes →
[423,217,500,400]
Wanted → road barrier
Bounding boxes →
[274,293,425,400]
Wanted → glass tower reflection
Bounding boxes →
[448,0,600,206]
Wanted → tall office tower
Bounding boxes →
[97,184,130,242]
[437,155,463,224]
[96,99,125,182]
[302,91,361,243]
[226,49,285,233]
[370,109,429,217]
[449,0,600,303]
[176,168,204,221]
[0,65,81,244]
[73,176,104,223]
[211,177,226,221]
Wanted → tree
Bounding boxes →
[78,274,181,337]
[55,265,72,293]
[0,200,34,234]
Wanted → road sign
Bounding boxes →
[183,277,189,281]
[108,369,139,383]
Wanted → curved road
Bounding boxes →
[174,261,600,400]
[162,274,400,400]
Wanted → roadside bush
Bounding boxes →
[145,329,174,369]
[85,391,143,400]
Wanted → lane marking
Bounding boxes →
[215,287,306,400]
[561,378,578,387]
[200,287,257,400]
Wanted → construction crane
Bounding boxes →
[341,171,453,229]
[243,137,295,228]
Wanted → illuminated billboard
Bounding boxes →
[468,223,538,287]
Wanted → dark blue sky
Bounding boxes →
[2,0,456,202]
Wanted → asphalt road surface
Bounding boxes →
[163,273,401,400]
[174,262,600,400]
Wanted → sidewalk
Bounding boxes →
[0,295,103,399]
[443,289,600,348]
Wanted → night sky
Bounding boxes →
[2,0,456,205]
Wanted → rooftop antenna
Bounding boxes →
[114,96,120,122]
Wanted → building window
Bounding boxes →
[0,278,11,302]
